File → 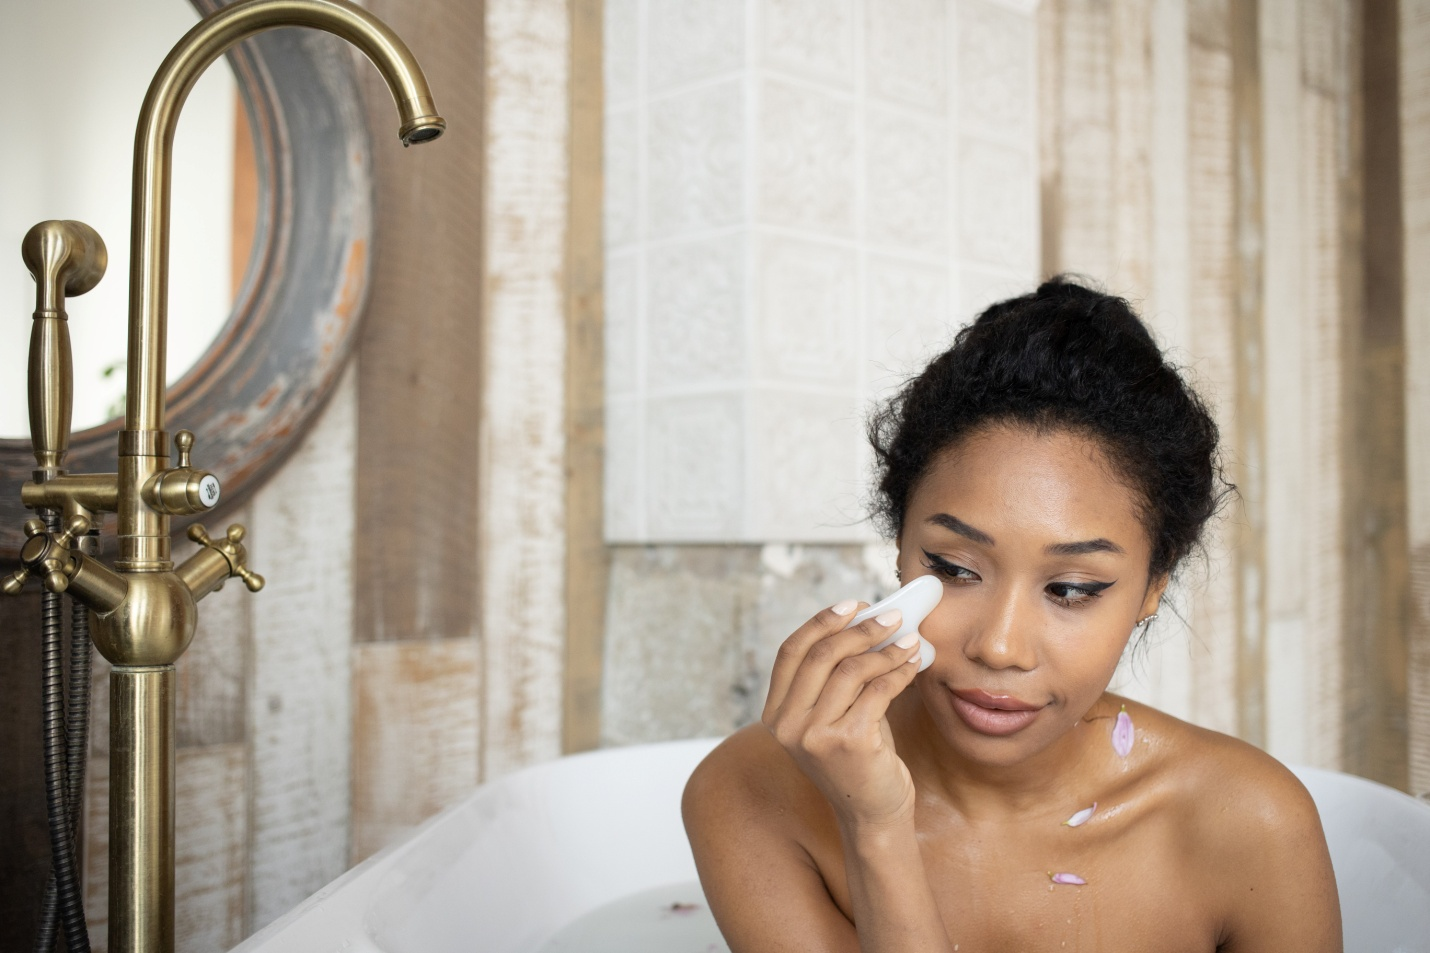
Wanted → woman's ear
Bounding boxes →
[1140,572,1170,619]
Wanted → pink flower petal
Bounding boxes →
[1049,872,1087,885]
[1112,705,1134,757]
[1063,802,1097,827]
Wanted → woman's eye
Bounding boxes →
[921,551,978,583]
[1047,581,1113,606]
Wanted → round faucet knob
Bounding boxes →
[43,569,69,593]
[237,567,265,592]
[54,513,91,548]
[175,429,195,468]
[24,518,46,538]
[2,567,30,595]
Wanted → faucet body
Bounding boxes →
[6,3,443,950]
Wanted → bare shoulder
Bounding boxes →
[1114,697,1342,951]
[682,722,827,836]
[1123,699,1324,845]
[682,724,858,952]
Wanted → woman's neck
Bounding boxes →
[889,689,1119,823]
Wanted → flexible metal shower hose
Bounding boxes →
[33,509,91,953]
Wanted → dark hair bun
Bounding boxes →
[868,275,1229,578]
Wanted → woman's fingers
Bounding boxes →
[772,609,905,720]
[834,643,923,729]
[763,600,863,719]
[805,636,922,727]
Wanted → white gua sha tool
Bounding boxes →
[848,574,942,672]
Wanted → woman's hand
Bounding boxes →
[761,601,924,828]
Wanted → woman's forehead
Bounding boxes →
[907,426,1148,549]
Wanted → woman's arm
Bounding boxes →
[685,601,957,953]
[1210,755,1342,952]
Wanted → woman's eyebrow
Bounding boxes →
[1045,538,1125,556]
[925,513,995,545]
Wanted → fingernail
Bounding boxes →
[895,633,918,649]
[830,599,857,616]
[875,609,901,627]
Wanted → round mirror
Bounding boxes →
[0,0,377,557]
[0,0,258,435]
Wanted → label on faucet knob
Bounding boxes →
[199,474,221,508]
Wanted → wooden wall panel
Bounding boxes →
[246,365,356,932]
[174,505,252,749]
[479,0,571,780]
[1185,0,1241,736]
[1298,0,1349,770]
[1260,0,1313,762]
[1404,0,1430,797]
[354,0,485,647]
[85,743,248,953]
[563,0,608,756]
[0,590,53,948]
[351,639,480,862]
[1341,0,1410,790]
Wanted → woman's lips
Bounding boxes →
[948,688,1045,736]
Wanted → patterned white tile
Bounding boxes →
[648,0,745,92]
[758,0,857,87]
[757,79,858,235]
[605,252,640,395]
[746,388,867,540]
[867,0,947,111]
[647,234,746,390]
[605,396,644,540]
[957,136,1035,270]
[648,80,745,238]
[866,106,947,252]
[958,265,1031,321]
[956,0,1033,144]
[647,393,745,539]
[604,0,639,105]
[756,234,858,383]
[866,257,951,397]
[605,106,640,248]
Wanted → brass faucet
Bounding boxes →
[4,2,444,950]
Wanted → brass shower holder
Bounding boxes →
[5,2,444,950]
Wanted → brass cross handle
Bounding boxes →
[2,513,90,595]
[187,523,264,593]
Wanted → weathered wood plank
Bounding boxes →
[564,0,608,755]
[1341,0,1409,789]
[1185,1,1241,737]
[174,503,251,749]
[245,364,356,932]
[85,743,248,952]
[350,638,480,862]
[480,0,571,779]
[354,0,485,646]
[0,589,54,949]
[1229,0,1267,749]
[1260,0,1311,763]
[1403,0,1430,797]
[1298,12,1347,770]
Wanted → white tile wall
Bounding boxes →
[605,0,1039,543]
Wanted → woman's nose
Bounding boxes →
[962,589,1038,671]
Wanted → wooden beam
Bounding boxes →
[563,0,608,755]
[1230,0,1267,748]
[1342,0,1410,789]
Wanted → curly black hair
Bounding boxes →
[868,276,1231,580]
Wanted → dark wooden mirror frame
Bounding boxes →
[0,1,375,558]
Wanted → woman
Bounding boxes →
[683,278,1341,952]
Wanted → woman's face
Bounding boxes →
[896,424,1166,766]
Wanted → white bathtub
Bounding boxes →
[233,738,1430,953]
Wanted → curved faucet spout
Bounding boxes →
[125,0,445,434]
